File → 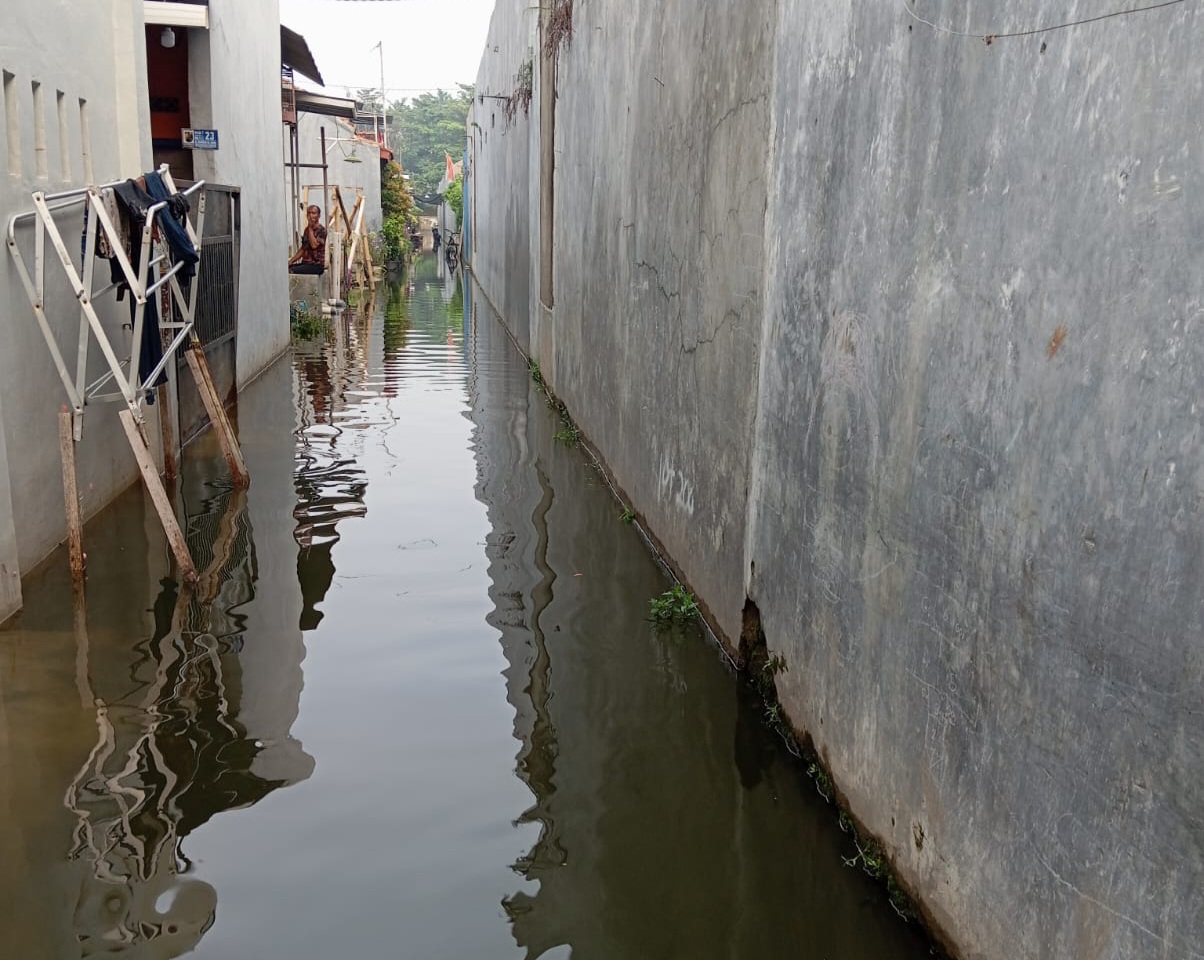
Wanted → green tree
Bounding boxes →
[381,160,416,226]
[390,85,474,199]
[354,87,383,113]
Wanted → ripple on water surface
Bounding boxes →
[0,257,937,960]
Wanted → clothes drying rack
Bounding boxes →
[5,164,248,585]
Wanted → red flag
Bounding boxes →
[446,153,456,184]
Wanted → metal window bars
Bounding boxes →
[5,164,249,585]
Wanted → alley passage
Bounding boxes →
[0,257,936,959]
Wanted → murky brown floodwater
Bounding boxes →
[0,255,936,959]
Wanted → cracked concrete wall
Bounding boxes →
[470,0,1204,958]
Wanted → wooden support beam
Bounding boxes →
[118,408,198,583]
[185,342,249,487]
[72,581,93,708]
[157,382,177,481]
[59,406,86,585]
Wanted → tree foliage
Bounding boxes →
[381,160,416,226]
[444,178,463,227]
[390,85,474,199]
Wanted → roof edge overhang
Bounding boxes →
[294,90,356,120]
[281,24,324,86]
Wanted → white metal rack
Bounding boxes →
[5,164,249,584]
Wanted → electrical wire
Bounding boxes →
[902,0,1189,42]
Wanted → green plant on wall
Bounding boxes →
[444,177,463,226]
[648,585,700,626]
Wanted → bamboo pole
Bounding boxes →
[59,406,85,585]
[118,409,198,583]
[157,383,177,481]
[185,342,249,487]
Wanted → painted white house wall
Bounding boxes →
[189,0,290,388]
[0,0,154,620]
[287,112,382,243]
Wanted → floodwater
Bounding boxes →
[0,256,937,959]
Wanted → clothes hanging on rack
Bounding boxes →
[112,176,198,391]
[79,187,123,265]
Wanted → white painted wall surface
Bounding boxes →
[0,0,154,618]
[189,0,290,388]
[286,112,382,247]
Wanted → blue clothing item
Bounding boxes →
[140,172,200,281]
[111,175,200,390]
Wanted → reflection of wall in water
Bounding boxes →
[65,481,314,957]
[291,331,373,631]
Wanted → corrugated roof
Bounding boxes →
[281,25,324,86]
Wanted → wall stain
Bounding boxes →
[1047,324,1068,359]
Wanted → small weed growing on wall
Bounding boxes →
[543,0,574,60]
[806,762,834,802]
[528,359,544,386]
[554,423,580,446]
[842,831,919,922]
[503,56,534,125]
[619,507,636,524]
[648,585,700,626]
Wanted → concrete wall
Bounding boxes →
[467,0,538,351]
[0,0,154,610]
[473,0,775,644]
[286,113,382,245]
[190,0,290,387]
[469,1,1204,958]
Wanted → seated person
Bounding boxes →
[289,205,327,274]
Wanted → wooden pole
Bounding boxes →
[157,382,177,481]
[185,342,249,487]
[59,406,85,585]
[118,408,198,583]
[72,580,93,708]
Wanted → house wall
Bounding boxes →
[468,1,1204,958]
[287,112,382,245]
[189,0,289,388]
[0,0,154,614]
[473,0,775,644]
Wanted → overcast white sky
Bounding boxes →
[279,0,497,102]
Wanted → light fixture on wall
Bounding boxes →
[160,27,177,49]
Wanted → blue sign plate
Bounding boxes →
[182,128,219,150]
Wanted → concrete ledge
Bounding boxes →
[288,273,325,304]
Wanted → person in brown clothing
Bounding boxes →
[289,205,327,274]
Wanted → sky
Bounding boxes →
[279,0,497,102]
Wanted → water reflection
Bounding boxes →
[12,471,314,958]
[464,283,937,960]
[3,265,939,960]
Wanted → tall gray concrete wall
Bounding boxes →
[467,0,538,352]
[754,3,1203,958]
[470,0,1204,958]
[471,0,776,643]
